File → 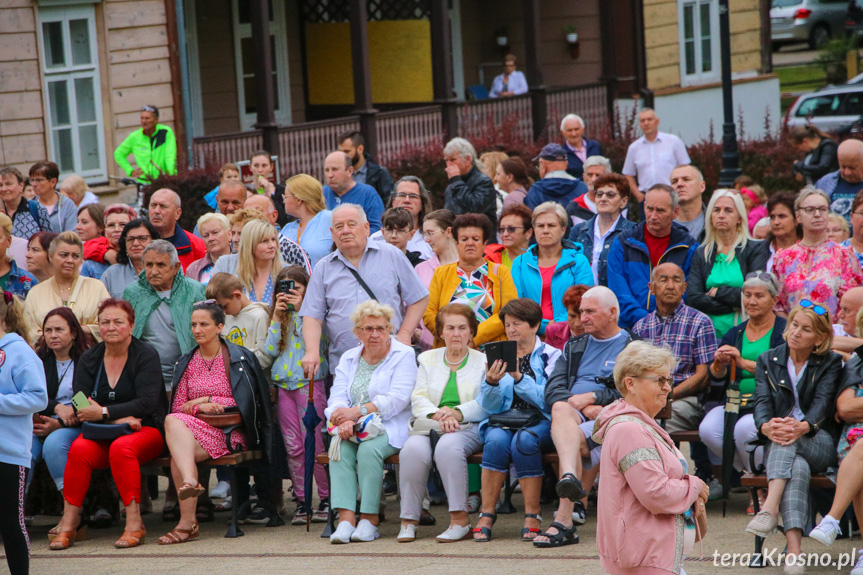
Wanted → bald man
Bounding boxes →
[832,287,863,359]
[816,139,863,224]
[148,188,206,271]
[322,151,384,233]
[216,179,247,216]
[243,195,312,274]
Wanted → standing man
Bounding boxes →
[148,188,206,271]
[323,152,385,234]
[247,150,290,227]
[524,144,588,210]
[560,114,602,179]
[299,204,428,378]
[114,105,177,183]
[622,108,691,203]
[489,54,528,98]
[443,138,498,229]
[338,131,394,205]
[815,139,863,223]
[606,184,698,328]
[670,165,708,242]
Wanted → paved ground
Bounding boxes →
[773,44,819,68]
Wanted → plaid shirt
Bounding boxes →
[632,301,717,386]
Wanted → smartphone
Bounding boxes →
[71,391,90,411]
[33,413,44,424]
[483,341,518,373]
[278,280,295,311]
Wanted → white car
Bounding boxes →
[785,84,863,130]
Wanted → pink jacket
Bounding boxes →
[593,399,704,575]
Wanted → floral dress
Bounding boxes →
[773,240,863,316]
[169,349,247,459]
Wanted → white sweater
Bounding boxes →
[411,347,489,423]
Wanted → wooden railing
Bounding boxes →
[191,83,611,176]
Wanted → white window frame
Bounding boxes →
[231,0,292,131]
[38,4,107,182]
[677,0,721,87]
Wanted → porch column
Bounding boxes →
[250,0,280,157]
[598,1,618,130]
[350,0,378,156]
[523,0,547,140]
[430,0,458,142]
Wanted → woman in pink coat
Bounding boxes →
[592,341,709,575]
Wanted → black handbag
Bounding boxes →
[81,422,134,441]
[487,408,543,430]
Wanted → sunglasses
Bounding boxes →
[193,299,218,308]
[799,299,827,316]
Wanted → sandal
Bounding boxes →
[158,523,200,545]
[196,500,215,523]
[472,512,497,542]
[177,482,206,501]
[162,501,179,522]
[533,521,579,548]
[48,516,86,537]
[556,472,587,502]
[48,526,86,550]
[521,513,542,542]
[114,528,146,549]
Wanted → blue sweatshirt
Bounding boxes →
[265,316,328,390]
[0,332,48,467]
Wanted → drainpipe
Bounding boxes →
[175,0,195,169]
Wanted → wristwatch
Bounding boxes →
[360,404,368,416]
[102,407,109,421]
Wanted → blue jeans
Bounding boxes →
[481,419,553,478]
[30,427,82,491]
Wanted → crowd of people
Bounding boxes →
[3,102,863,575]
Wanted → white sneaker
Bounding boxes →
[397,523,417,542]
[435,524,471,542]
[851,554,863,575]
[350,519,380,542]
[209,480,230,499]
[329,521,355,544]
[808,518,840,547]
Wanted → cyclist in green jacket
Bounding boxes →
[114,105,177,183]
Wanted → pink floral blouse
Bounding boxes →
[773,240,863,316]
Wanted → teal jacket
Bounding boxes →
[114,124,177,182]
[509,241,594,334]
[122,268,204,354]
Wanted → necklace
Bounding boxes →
[444,349,467,366]
[200,348,221,371]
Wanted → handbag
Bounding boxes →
[80,358,136,441]
[197,405,242,428]
[326,413,385,461]
[487,408,542,430]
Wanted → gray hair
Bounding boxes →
[531,201,568,229]
[151,188,182,208]
[583,155,611,173]
[581,286,620,322]
[794,185,830,212]
[332,203,368,225]
[350,300,395,333]
[443,137,480,167]
[142,239,179,267]
[560,113,586,131]
[742,270,780,298]
[646,184,679,210]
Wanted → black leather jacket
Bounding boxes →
[753,343,841,440]
[171,339,273,461]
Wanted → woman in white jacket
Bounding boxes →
[325,300,417,544]
[397,303,488,543]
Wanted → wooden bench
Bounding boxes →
[143,450,264,538]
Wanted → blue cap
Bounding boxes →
[533,143,567,162]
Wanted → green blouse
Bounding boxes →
[705,252,745,339]
[439,355,469,408]
[350,357,381,407]
[739,328,774,397]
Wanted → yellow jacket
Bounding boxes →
[424,262,517,349]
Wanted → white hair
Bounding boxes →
[581,286,620,322]
[443,137,480,168]
[583,155,611,173]
[142,239,180,267]
[560,113,586,131]
[332,203,368,225]
[702,189,750,263]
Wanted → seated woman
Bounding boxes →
[397,304,489,543]
[325,300,416,544]
[186,213,231,285]
[31,309,95,519]
[49,299,168,550]
[158,301,271,544]
[698,271,785,513]
[544,284,590,351]
[745,301,841,571]
[476,299,561,542]
[26,231,57,284]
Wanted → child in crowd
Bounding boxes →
[265,266,329,525]
[380,207,424,267]
[828,211,850,243]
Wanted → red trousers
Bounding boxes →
[63,427,164,507]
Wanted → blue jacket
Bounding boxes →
[524,177,588,210]
[569,215,636,287]
[565,139,602,179]
[6,259,37,299]
[478,338,561,439]
[606,222,698,329]
[0,332,48,467]
[510,241,594,334]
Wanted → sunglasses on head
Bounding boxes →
[799,299,827,316]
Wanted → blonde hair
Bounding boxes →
[229,207,265,228]
[59,174,88,201]
[784,304,833,355]
[0,294,29,342]
[856,306,863,338]
[350,300,395,335]
[532,201,568,229]
[612,341,677,394]
[0,213,13,238]
[49,231,83,256]
[828,211,850,235]
[702,189,750,263]
[285,174,327,215]
[236,219,283,294]
[479,151,508,180]
[197,212,230,231]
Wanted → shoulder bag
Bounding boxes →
[81,360,134,441]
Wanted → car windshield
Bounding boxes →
[772,0,802,6]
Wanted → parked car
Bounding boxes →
[786,84,863,130]
[771,0,848,49]
[848,0,863,37]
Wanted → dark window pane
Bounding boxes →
[42,21,66,68]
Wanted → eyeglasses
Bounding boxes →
[799,299,828,316]
[421,230,441,239]
[640,375,673,388]
[141,105,158,114]
[126,234,151,245]
[499,226,525,235]
[359,325,389,335]
[382,227,411,236]
[594,190,620,199]
[393,192,421,201]
[745,271,777,284]
[798,206,829,216]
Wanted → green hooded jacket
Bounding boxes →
[114,124,177,182]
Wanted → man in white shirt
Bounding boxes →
[622,108,691,202]
[489,54,528,98]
